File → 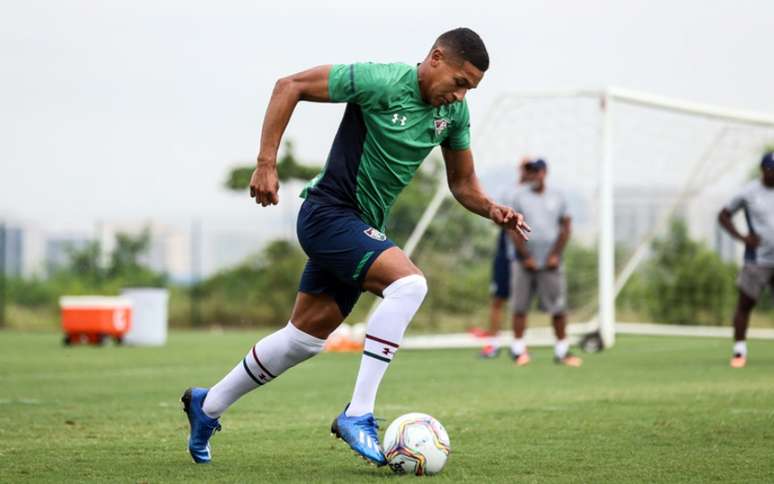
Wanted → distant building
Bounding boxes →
[96,221,192,282]
[0,222,46,278]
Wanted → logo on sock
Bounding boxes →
[382,347,393,357]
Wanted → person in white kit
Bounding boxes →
[718,151,774,368]
[508,159,580,367]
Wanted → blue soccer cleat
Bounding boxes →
[330,405,387,466]
[181,387,221,464]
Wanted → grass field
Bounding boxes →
[2,331,773,483]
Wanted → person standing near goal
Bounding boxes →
[718,151,774,369]
[479,157,533,358]
[507,159,580,367]
[180,28,530,466]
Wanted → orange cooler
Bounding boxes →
[60,296,132,345]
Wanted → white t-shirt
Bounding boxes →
[725,179,774,267]
[495,183,528,260]
[509,187,569,269]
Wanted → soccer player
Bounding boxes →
[181,28,530,466]
[479,157,533,358]
[508,159,581,367]
[718,151,774,368]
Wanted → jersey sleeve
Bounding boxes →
[724,185,748,214]
[442,100,471,151]
[328,63,394,109]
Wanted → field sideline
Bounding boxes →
[1,331,773,483]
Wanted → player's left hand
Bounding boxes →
[489,203,531,240]
[546,254,560,270]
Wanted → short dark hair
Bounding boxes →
[434,28,489,72]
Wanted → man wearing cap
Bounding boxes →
[718,151,774,368]
[507,159,580,366]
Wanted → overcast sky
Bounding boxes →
[2,0,773,234]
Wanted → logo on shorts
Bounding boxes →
[364,227,387,241]
[434,118,449,136]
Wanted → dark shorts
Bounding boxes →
[296,199,395,317]
[490,255,511,299]
[737,263,774,302]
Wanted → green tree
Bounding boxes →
[225,140,322,190]
[191,240,306,327]
[619,219,737,325]
[103,228,166,287]
[63,241,104,284]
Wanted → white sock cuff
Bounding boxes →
[383,274,427,298]
[555,339,570,357]
[733,340,747,356]
[285,321,326,350]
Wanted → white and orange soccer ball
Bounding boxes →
[382,413,451,476]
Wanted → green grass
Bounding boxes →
[1,331,773,483]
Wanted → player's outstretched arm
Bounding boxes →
[251,65,333,206]
[442,147,530,240]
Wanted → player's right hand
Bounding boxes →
[249,165,280,207]
[743,233,760,247]
[522,257,538,271]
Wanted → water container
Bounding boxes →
[120,288,169,346]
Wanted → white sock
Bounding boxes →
[733,340,747,357]
[346,274,428,417]
[511,338,526,356]
[555,339,570,359]
[202,322,325,418]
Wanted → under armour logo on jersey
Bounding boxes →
[392,113,407,126]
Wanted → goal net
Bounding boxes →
[406,88,774,349]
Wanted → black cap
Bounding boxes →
[527,159,547,171]
[762,151,774,169]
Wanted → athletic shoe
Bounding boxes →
[730,353,747,368]
[330,405,387,466]
[555,353,583,367]
[181,387,222,464]
[510,351,531,366]
[479,344,500,359]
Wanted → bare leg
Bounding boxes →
[513,312,527,339]
[489,297,506,336]
[551,313,567,340]
[362,246,423,294]
[733,290,756,342]
[290,291,345,339]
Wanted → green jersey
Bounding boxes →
[301,62,471,232]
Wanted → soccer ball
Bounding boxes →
[382,413,451,476]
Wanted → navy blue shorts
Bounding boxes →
[490,255,511,299]
[296,199,395,317]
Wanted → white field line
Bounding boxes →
[401,322,774,350]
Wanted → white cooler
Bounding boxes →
[120,288,169,346]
